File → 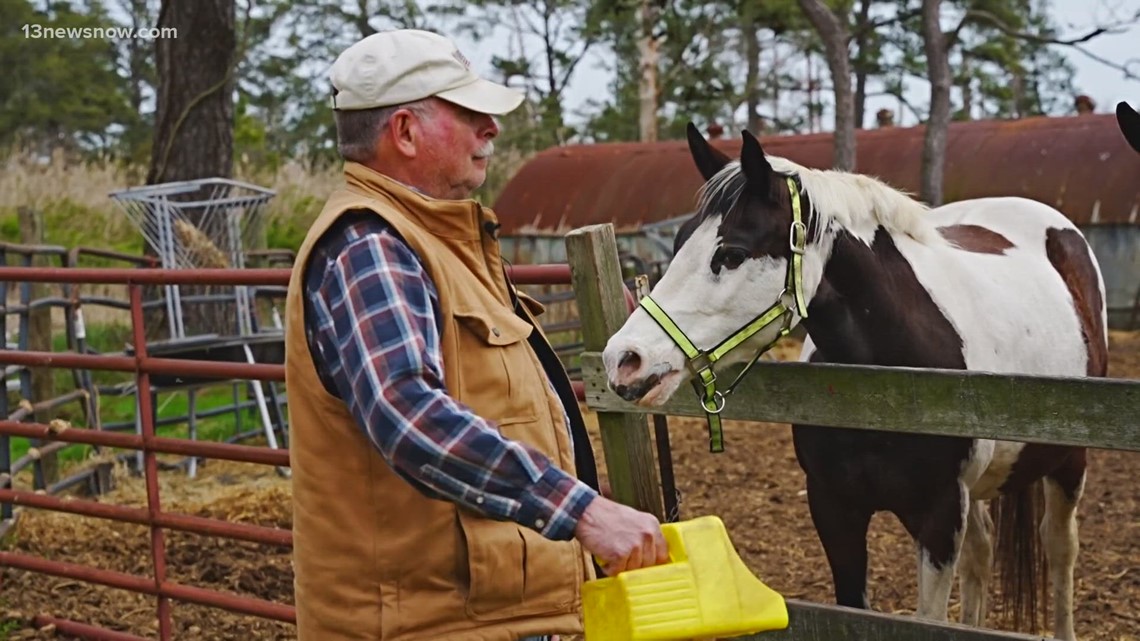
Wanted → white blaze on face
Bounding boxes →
[602,216,797,406]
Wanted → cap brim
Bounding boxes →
[436,78,525,116]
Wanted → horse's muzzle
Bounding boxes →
[612,371,661,402]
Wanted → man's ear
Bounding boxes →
[384,109,421,159]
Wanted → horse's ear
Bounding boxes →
[1117,101,1140,154]
[740,129,773,193]
[687,122,731,181]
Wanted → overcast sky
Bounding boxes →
[454,0,1140,134]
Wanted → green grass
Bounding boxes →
[6,383,270,471]
[5,321,281,477]
[0,201,142,261]
[0,616,22,640]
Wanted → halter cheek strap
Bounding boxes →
[638,176,809,453]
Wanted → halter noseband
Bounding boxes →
[638,175,810,453]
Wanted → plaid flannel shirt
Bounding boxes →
[302,212,597,541]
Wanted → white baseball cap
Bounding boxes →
[329,29,524,115]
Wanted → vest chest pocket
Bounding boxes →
[452,306,542,426]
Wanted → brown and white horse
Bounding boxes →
[602,124,1107,640]
[1118,101,1140,153]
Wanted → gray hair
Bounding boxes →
[334,99,435,163]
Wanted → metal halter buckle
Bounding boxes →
[701,390,726,414]
[789,220,807,255]
[688,352,714,379]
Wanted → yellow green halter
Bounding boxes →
[638,176,810,453]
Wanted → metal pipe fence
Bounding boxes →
[0,261,607,639]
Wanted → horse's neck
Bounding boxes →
[801,230,884,365]
[802,227,964,369]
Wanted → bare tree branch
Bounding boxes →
[750,110,807,133]
[354,0,374,36]
[961,8,1136,45]
[849,6,922,40]
[553,39,597,99]
[940,5,1139,91]
[948,11,971,43]
[519,7,544,38]
[1067,45,1140,81]
[542,0,555,96]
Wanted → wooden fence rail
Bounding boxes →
[564,223,1129,641]
[581,353,1140,452]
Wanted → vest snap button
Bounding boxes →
[491,327,501,337]
[535,518,545,529]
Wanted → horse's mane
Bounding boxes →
[696,157,946,246]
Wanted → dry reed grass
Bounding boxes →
[0,141,532,248]
[0,151,342,253]
[0,151,139,246]
[0,151,136,213]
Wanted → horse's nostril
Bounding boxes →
[618,350,641,372]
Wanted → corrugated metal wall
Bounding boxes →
[496,113,1140,327]
[493,113,1140,233]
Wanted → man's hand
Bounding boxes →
[573,495,669,576]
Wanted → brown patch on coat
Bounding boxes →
[998,444,1086,497]
[1045,228,1108,377]
[939,224,1015,255]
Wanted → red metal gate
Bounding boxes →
[0,263,595,640]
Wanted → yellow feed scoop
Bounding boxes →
[582,515,789,640]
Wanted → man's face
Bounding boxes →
[415,98,500,200]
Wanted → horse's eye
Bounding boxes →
[724,246,750,268]
[713,245,750,273]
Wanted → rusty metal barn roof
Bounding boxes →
[492,113,1140,233]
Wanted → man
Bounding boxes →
[283,29,669,641]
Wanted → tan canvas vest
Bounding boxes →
[284,162,595,640]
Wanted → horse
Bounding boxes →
[601,123,1106,641]
[1117,101,1140,153]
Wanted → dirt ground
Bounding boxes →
[0,459,296,640]
[2,334,1139,640]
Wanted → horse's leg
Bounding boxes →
[900,480,969,622]
[958,498,993,627]
[805,477,873,609]
[1041,451,1086,641]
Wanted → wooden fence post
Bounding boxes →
[565,224,664,520]
[18,207,59,486]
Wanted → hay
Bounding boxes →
[84,458,292,523]
[3,458,295,639]
[173,219,231,269]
